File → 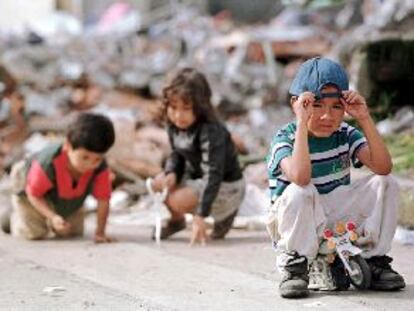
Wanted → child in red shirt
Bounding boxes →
[8,113,115,243]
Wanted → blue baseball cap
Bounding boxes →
[289,57,349,100]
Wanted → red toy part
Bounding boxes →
[323,229,334,239]
[346,221,356,231]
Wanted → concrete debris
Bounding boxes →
[365,0,414,31]
[0,2,413,222]
[23,133,58,156]
[377,107,414,136]
[243,163,269,189]
[237,184,268,217]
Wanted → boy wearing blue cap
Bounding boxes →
[266,57,405,298]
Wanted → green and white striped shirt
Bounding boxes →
[267,121,367,201]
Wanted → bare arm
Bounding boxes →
[27,194,57,220]
[27,194,70,233]
[95,199,114,243]
[280,93,313,186]
[356,116,392,175]
[280,121,312,185]
[342,91,392,175]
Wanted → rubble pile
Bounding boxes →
[1,1,413,225]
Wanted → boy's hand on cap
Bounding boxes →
[293,92,314,123]
[341,90,370,121]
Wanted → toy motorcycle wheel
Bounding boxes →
[348,255,371,289]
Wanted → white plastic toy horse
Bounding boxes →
[146,178,170,245]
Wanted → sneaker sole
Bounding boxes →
[370,280,406,291]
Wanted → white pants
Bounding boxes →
[266,175,400,268]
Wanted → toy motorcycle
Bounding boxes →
[308,221,371,291]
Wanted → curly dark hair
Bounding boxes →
[67,113,115,153]
[162,68,218,124]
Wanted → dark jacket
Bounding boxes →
[165,121,243,217]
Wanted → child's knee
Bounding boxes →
[284,183,317,207]
[276,184,319,225]
[25,232,47,240]
[286,182,315,195]
[166,188,198,213]
[12,225,48,240]
[370,174,400,194]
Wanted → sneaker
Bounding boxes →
[367,255,405,291]
[0,208,11,234]
[330,256,351,291]
[279,251,309,298]
[210,210,238,240]
[152,218,186,240]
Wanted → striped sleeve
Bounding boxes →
[347,124,367,168]
[267,126,294,176]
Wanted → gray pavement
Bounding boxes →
[0,214,413,311]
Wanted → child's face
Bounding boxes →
[307,85,345,137]
[65,143,104,174]
[167,96,196,130]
